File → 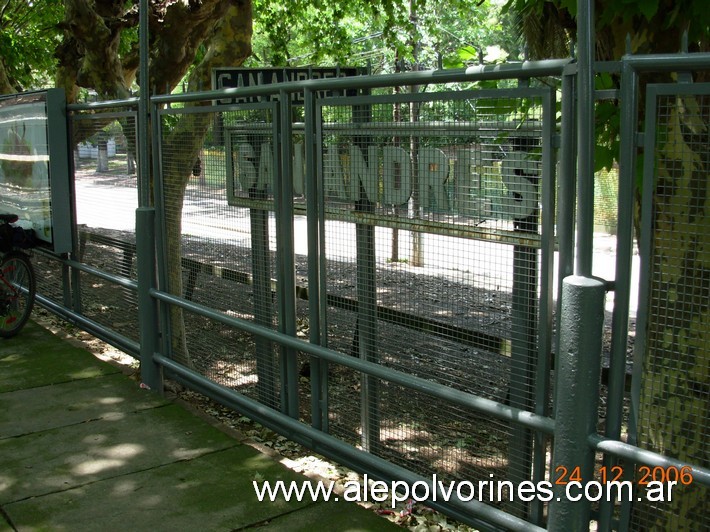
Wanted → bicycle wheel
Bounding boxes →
[0,251,36,338]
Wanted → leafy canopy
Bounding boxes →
[250,0,520,72]
[0,0,520,95]
[0,0,63,91]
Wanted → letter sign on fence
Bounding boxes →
[501,151,539,220]
[229,139,541,224]
[348,145,379,202]
[382,146,412,206]
[418,147,450,212]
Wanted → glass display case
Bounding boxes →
[0,89,72,254]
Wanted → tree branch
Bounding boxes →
[148,0,237,93]
[55,0,130,99]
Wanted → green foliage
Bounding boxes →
[251,0,366,66]
[0,0,63,90]
[502,0,708,183]
[505,0,709,53]
[1,0,521,95]
[594,94,620,173]
[594,167,619,233]
[250,0,520,73]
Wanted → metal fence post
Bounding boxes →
[507,240,537,517]
[277,89,299,418]
[136,206,163,392]
[548,275,606,530]
[304,88,329,431]
[250,178,276,406]
[507,135,542,517]
[242,107,277,409]
[353,99,380,453]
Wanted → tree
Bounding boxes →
[0,0,63,92]
[248,0,520,266]
[2,0,381,365]
[504,0,709,527]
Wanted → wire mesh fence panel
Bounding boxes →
[374,380,514,490]
[16,53,710,531]
[72,113,139,246]
[69,111,140,342]
[317,89,551,518]
[591,95,628,431]
[631,87,710,530]
[594,167,619,236]
[157,104,281,410]
[32,251,64,304]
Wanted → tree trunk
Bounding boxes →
[96,139,109,172]
[408,0,423,267]
[161,115,211,366]
[54,0,252,367]
[127,148,136,174]
[0,59,15,94]
[159,2,252,367]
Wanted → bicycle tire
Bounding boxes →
[0,251,36,338]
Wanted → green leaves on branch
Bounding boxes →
[0,0,63,90]
[251,0,519,72]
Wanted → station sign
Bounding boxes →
[212,67,362,104]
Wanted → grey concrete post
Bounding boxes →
[548,275,606,530]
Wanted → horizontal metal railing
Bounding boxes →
[151,288,555,435]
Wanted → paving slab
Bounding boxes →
[4,446,393,531]
[254,500,401,531]
[0,320,401,531]
[0,403,240,504]
[0,321,119,392]
[0,373,168,439]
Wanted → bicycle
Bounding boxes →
[0,214,36,338]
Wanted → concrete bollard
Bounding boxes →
[548,275,606,530]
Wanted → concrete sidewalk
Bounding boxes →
[0,320,399,531]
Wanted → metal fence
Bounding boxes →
[32,104,141,354]
[147,74,558,529]
[20,51,710,531]
[628,78,710,530]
